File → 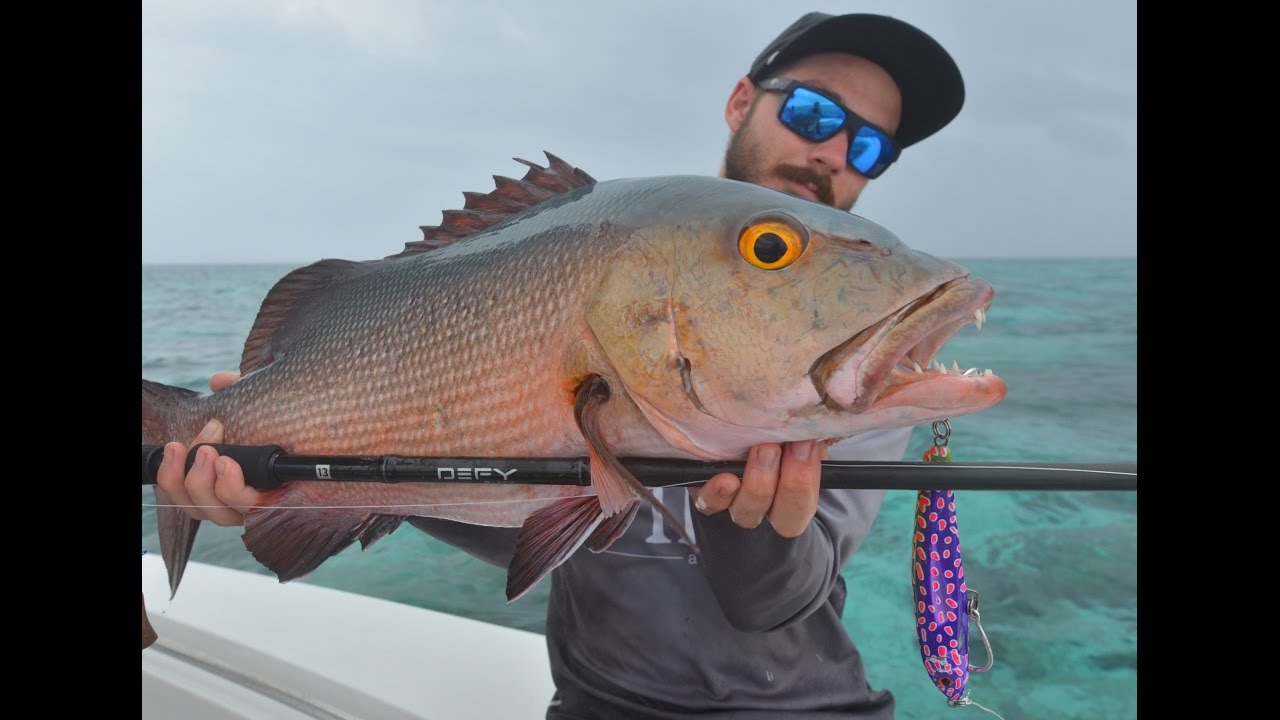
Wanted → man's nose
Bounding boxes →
[808,130,849,174]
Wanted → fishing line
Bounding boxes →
[966,699,1007,719]
[822,462,1136,476]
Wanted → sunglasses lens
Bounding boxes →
[779,87,845,141]
[849,126,898,179]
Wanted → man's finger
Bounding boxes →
[184,420,243,527]
[727,444,781,529]
[691,473,741,515]
[156,441,204,520]
[184,444,244,526]
[210,372,241,393]
[767,441,821,538]
[212,457,260,521]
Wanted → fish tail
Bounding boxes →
[141,379,198,443]
[142,379,202,599]
[505,497,640,602]
[142,592,157,650]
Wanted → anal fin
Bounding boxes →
[242,489,403,582]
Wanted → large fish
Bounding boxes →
[141,153,1006,625]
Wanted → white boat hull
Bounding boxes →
[142,554,555,719]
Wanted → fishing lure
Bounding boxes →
[913,420,993,708]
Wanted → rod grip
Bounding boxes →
[186,444,285,489]
[140,444,285,489]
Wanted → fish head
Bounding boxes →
[587,177,1007,457]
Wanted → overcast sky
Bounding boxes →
[141,0,1136,264]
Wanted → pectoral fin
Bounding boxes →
[574,375,698,551]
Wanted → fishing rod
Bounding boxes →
[140,444,1137,492]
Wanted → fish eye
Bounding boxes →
[738,218,807,270]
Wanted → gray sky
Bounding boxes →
[142,0,1136,264]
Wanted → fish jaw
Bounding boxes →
[811,277,1007,418]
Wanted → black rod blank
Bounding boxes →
[141,444,1137,492]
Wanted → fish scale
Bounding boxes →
[214,227,612,457]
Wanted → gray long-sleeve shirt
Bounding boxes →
[410,426,911,719]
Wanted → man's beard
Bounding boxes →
[723,122,838,209]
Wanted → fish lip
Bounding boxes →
[810,278,995,412]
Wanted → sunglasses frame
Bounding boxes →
[755,77,902,179]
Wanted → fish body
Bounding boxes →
[142,154,1006,610]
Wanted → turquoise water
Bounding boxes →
[142,259,1137,719]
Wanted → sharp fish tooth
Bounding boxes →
[963,368,978,376]
[912,360,923,373]
[973,308,985,331]
[951,360,960,374]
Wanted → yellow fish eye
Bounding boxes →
[738,220,806,270]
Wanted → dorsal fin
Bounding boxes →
[239,152,593,374]
[240,258,373,374]
[391,151,596,259]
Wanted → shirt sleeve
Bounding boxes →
[688,426,914,632]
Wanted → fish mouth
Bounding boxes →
[810,278,1005,414]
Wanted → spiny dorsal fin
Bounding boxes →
[240,258,373,374]
[240,153,594,374]
[393,151,596,259]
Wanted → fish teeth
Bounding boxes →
[973,308,986,330]
[963,368,978,377]
[951,360,960,374]
[912,360,923,373]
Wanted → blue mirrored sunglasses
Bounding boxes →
[755,77,901,179]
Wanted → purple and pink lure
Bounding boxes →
[913,488,969,702]
[914,443,974,705]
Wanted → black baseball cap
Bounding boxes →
[747,13,964,148]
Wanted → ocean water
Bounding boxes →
[141,259,1137,719]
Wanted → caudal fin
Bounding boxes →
[142,379,201,598]
[142,592,157,650]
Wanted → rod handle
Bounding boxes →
[141,444,284,489]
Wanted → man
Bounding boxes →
[156,12,965,718]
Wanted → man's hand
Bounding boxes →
[154,372,261,526]
[688,441,821,538]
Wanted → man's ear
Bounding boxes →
[725,77,756,133]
